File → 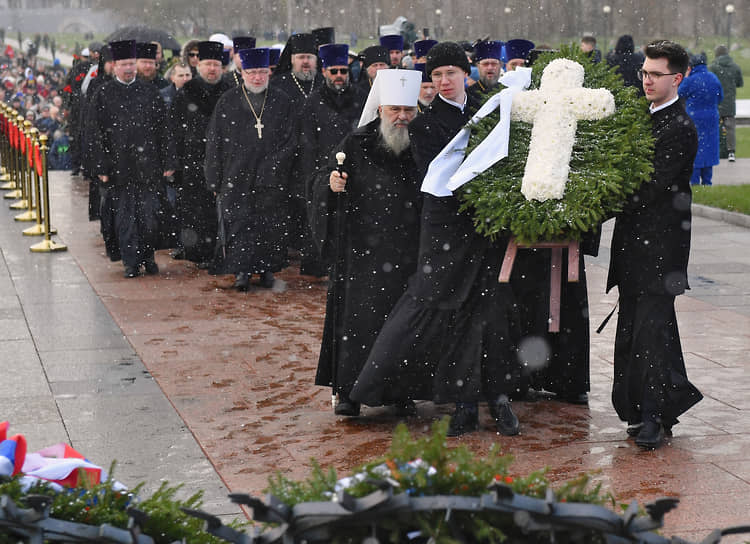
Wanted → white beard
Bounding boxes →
[379,121,411,156]
[246,82,268,94]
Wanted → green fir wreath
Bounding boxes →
[458,44,654,244]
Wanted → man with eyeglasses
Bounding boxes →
[299,44,367,255]
[468,40,503,99]
[608,40,703,450]
[205,47,297,290]
[222,36,256,88]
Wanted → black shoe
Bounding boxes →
[626,423,643,437]
[489,398,520,436]
[233,272,250,291]
[259,271,275,288]
[170,248,186,260]
[334,396,361,417]
[635,421,664,449]
[447,405,479,437]
[394,400,417,418]
[559,392,589,405]
[123,266,140,278]
[143,259,159,275]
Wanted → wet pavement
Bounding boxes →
[1,170,749,541]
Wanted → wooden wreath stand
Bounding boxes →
[498,238,580,333]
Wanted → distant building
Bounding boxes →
[1,0,122,34]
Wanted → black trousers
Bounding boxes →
[612,294,702,425]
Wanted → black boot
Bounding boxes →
[259,271,275,288]
[143,259,159,275]
[635,420,665,449]
[394,400,417,418]
[489,396,520,436]
[334,395,360,417]
[123,266,140,278]
[233,272,250,291]
[447,403,479,437]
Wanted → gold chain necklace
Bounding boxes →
[240,84,268,139]
[232,70,241,86]
[291,73,311,99]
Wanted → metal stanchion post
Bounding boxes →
[9,116,29,209]
[14,121,37,221]
[0,104,10,184]
[4,112,22,199]
[23,128,53,236]
[30,134,67,253]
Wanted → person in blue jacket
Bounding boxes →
[679,53,724,185]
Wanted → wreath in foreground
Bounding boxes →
[459,44,654,244]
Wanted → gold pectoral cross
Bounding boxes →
[254,120,264,139]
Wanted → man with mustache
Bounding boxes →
[299,43,367,256]
[311,69,423,417]
[169,41,233,267]
[87,39,176,278]
[468,40,503,99]
[205,48,297,290]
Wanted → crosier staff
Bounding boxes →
[328,151,347,409]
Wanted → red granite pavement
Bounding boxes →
[52,175,750,541]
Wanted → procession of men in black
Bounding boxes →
[76,31,701,448]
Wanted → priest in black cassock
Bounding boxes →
[467,40,503,100]
[136,42,169,89]
[350,42,522,437]
[299,43,367,222]
[272,33,327,277]
[169,41,232,266]
[312,69,423,417]
[205,47,297,290]
[355,46,390,94]
[608,40,702,449]
[414,64,437,112]
[222,36,256,88]
[380,34,404,68]
[87,39,176,278]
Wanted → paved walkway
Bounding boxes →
[0,170,749,541]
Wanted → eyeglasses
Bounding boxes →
[637,70,678,81]
[328,68,349,75]
[188,53,199,58]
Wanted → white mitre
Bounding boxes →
[358,69,421,128]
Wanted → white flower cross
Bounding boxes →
[511,58,616,202]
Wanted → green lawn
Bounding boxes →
[736,126,750,158]
[692,184,750,215]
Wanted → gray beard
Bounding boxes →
[325,78,349,92]
[379,121,411,156]
[245,82,269,94]
[293,69,316,82]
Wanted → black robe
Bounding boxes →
[607,99,702,425]
[80,71,113,220]
[63,60,92,171]
[299,81,368,236]
[467,80,500,101]
[351,95,522,406]
[87,78,176,268]
[221,69,243,88]
[169,77,233,263]
[510,234,600,398]
[272,71,326,270]
[312,119,422,396]
[204,85,297,275]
